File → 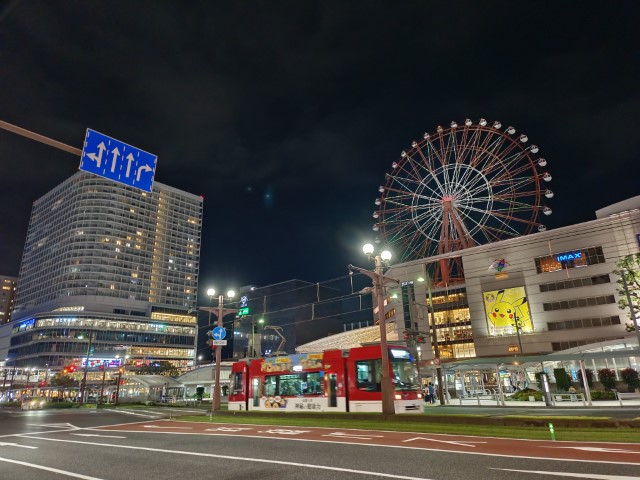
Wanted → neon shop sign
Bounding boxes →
[555,251,582,262]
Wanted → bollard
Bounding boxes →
[548,422,556,441]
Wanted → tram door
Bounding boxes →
[252,378,260,407]
[326,373,337,408]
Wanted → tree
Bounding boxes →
[614,254,640,333]
[577,368,594,388]
[195,386,205,400]
[137,361,179,377]
[553,368,571,391]
[620,368,640,392]
[597,368,617,391]
[50,372,79,388]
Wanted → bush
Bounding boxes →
[590,390,617,401]
[553,368,571,391]
[577,368,594,388]
[509,388,543,401]
[620,368,640,392]
[597,368,617,391]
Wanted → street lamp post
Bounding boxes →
[251,317,265,357]
[1,367,7,395]
[349,243,397,415]
[79,332,94,405]
[113,355,129,404]
[26,367,35,389]
[512,314,524,355]
[203,288,237,413]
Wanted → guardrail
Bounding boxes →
[552,393,586,406]
[615,391,640,406]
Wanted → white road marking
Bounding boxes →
[92,421,640,466]
[543,446,640,454]
[143,425,192,429]
[113,410,160,418]
[257,429,310,435]
[323,432,385,440]
[72,434,127,439]
[205,427,254,432]
[27,422,78,429]
[490,468,640,479]
[403,436,486,447]
[23,436,433,480]
[0,456,104,479]
[0,442,38,449]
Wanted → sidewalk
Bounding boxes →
[422,396,640,420]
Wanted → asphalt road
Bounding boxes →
[0,408,639,480]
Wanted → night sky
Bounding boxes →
[0,2,638,297]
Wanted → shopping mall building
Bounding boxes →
[373,196,640,361]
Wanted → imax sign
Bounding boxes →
[555,251,582,262]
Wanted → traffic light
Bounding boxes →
[206,330,214,347]
[64,364,77,373]
[403,330,411,341]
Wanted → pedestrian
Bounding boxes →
[428,382,436,404]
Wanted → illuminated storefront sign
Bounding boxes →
[81,358,122,368]
[555,251,582,262]
[483,286,533,336]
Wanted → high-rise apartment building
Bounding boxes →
[0,275,17,324]
[8,172,202,371]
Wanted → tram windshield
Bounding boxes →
[390,349,420,391]
[391,359,420,390]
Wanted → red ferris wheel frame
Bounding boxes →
[373,119,553,286]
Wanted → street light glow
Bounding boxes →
[362,243,374,255]
[226,290,236,299]
[207,288,216,297]
[380,250,392,262]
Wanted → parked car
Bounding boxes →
[21,396,46,410]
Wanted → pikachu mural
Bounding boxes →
[483,286,533,335]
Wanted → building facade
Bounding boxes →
[6,172,203,373]
[381,197,640,361]
[0,275,17,325]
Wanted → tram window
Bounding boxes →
[263,373,323,396]
[232,372,243,394]
[263,376,277,397]
[355,360,382,392]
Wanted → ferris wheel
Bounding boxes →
[373,118,553,284]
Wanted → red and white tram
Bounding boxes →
[228,344,422,413]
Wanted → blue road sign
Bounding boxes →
[79,128,157,193]
[212,326,227,340]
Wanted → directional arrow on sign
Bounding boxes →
[86,142,106,167]
[402,437,487,447]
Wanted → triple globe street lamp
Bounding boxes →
[205,287,237,413]
[349,243,397,415]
